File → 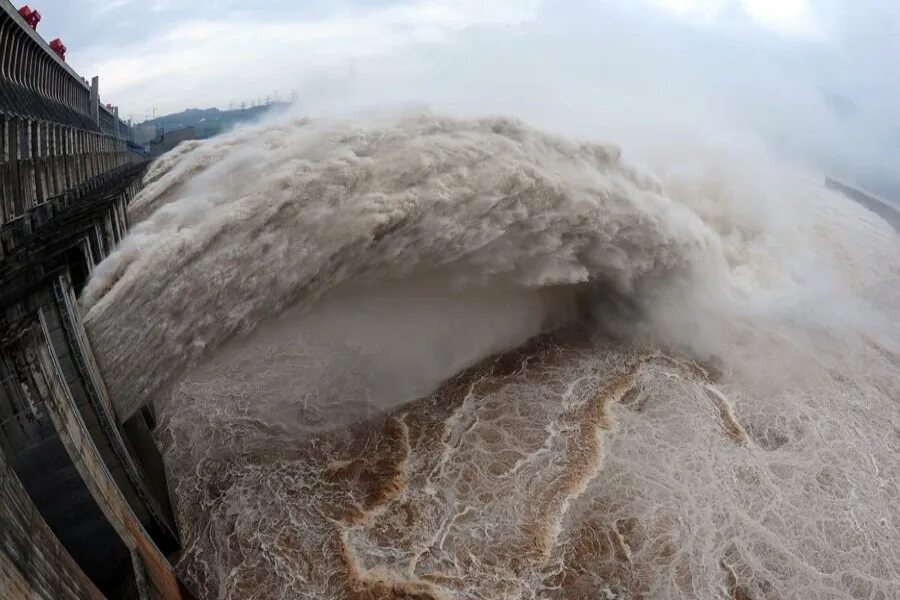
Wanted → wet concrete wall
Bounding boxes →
[0,2,189,597]
[0,432,106,599]
[0,175,187,598]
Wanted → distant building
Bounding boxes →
[133,122,159,144]
[149,126,197,157]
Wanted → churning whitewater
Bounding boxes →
[83,113,899,600]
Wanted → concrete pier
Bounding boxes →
[0,1,190,597]
[1,434,106,599]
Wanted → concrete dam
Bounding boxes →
[0,1,191,598]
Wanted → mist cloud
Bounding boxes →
[34,0,899,198]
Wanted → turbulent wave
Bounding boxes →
[83,111,900,599]
[82,112,718,422]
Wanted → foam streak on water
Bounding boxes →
[83,112,900,599]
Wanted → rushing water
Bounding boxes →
[83,113,899,599]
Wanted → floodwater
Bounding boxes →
[84,113,900,599]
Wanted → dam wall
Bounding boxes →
[0,1,189,597]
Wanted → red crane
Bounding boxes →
[18,5,41,29]
[18,6,67,61]
[49,38,66,60]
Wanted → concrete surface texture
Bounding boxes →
[0,2,188,598]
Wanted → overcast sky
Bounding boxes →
[28,0,900,197]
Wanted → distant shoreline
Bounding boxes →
[826,178,900,233]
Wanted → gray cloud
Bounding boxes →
[30,0,900,198]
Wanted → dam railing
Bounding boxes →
[0,0,133,229]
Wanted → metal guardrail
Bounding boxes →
[0,0,133,140]
[0,0,137,227]
[0,1,94,124]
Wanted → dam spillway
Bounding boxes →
[0,1,189,598]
